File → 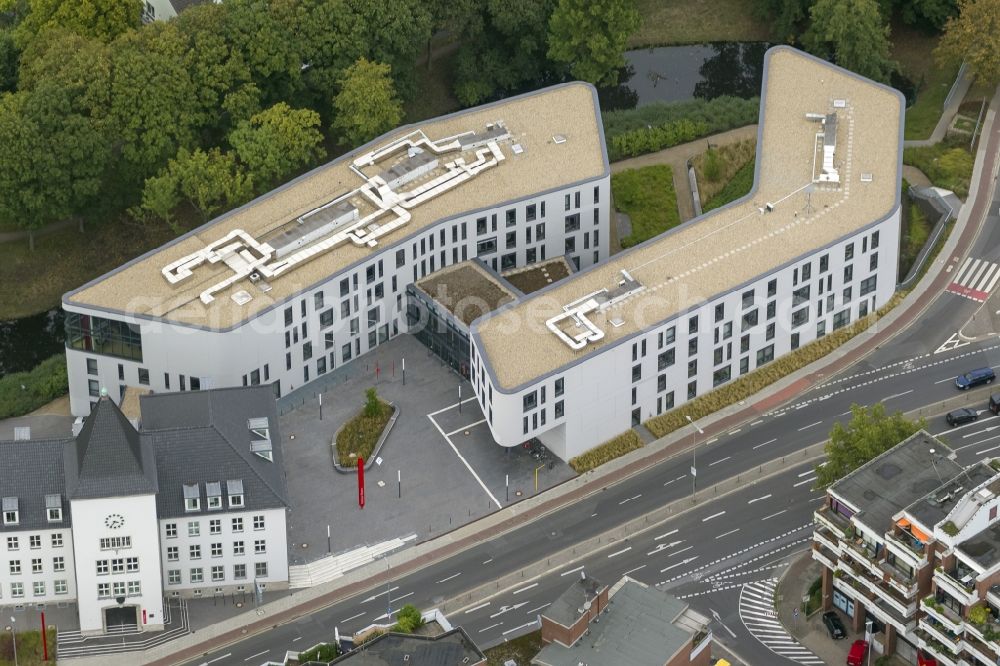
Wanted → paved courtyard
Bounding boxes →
[278,334,576,565]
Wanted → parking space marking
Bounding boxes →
[444,419,487,437]
[427,397,479,417]
[427,413,502,508]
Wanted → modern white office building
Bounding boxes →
[62,82,610,417]
[0,385,287,636]
[469,46,905,461]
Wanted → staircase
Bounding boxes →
[288,534,417,588]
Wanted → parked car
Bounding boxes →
[989,393,1000,415]
[947,408,979,427]
[956,367,996,390]
[847,639,869,666]
[822,611,847,639]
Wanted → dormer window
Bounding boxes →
[45,495,63,523]
[227,480,245,508]
[2,497,18,525]
[183,484,200,512]
[206,482,222,510]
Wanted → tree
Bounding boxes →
[749,0,814,43]
[936,0,1000,86]
[804,0,897,84]
[364,388,380,417]
[813,403,925,488]
[885,0,958,31]
[332,58,404,147]
[228,102,326,190]
[547,0,639,86]
[0,28,17,93]
[12,0,142,49]
[141,147,253,229]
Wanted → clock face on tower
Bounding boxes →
[104,513,125,529]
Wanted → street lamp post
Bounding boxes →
[865,619,873,666]
[10,616,17,666]
[686,415,704,500]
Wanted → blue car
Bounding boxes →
[956,367,996,390]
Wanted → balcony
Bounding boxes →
[869,574,918,618]
[963,634,998,666]
[965,617,1000,656]
[935,568,980,607]
[813,543,838,571]
[814,525,842,555]
[916,629,962,666]
[922,596,966,634]
[919,616,963,650]
[815,505,852,538]
[691,628,712,660]
[885,529,929,569]
[880,560,920,599]
[843,540,885,580]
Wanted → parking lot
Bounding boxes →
[278,334,575,565]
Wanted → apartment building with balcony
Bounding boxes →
[814,430,1000,665]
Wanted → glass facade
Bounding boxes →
[64,312,142,362]
[406,287,471,378]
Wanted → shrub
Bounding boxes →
[968,604,989,626]
[942,520,959,536]
[608,119,709,161]
[645,292,906,439]
[336,393,394,467]
[702,148,722,182]
[903,140,973,198]
[703,159,755,212]
[611,166,681,247]
[569,430,643,473]
[603,96,759,138]
[0,354,68,420]
[298,642,340,663]
[393,604,424,633]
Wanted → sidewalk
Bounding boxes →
[903,63,974,148]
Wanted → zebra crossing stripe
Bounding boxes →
[948,257,1000,302]
[958,259,982,286]
[739,579,824,665]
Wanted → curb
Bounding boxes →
[331,403,399,474]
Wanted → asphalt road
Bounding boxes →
[181,132,1000,666]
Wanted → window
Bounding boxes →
[165,523,177,538]
[817,320,827,338]
[205,520,220,536]
[255,562,268,578]
[64,312,143,362]
[234,563,247,580]
[138,368,150,385]
[688,316,699,334]
[766,322,775,341]
[3,506,16,526]
[845,243,854,260]
[96,560,108,575]
[714,303,725,322]
[740,357,749,375]
[526,204,537,222]
[284,307,293,326]
[657,374,667,392]
[713,367,731,387]
[232,517,244,532]
[687,381,697,400]
[97,583,110,599]
[860,275,877,296]
[188,521,200,537]
[99,536,131,550]
[658,349,675,370]
[253,515,265,531]
[190,545,201,560]
[713,347,724,365]
[844,264,853,283]
[211,565,225,582]
[523,392,537,412]
[741,309,758,331]
[820,254,829,273]
[184,485,200,512]
[302,341,313,362]
[168,570,181,585]
[688,338,698,355]
[792,307,809,328]
[767,278,777,297]
[687,359,697,378]
[555,401,564,418]
[869,253,878,271]
[167,546,179,562]
[871,231,879,249]
[5,536,16,550]
[632,364,642,382]
[126,557,138,572]
[843,286,853,303]
[52,556,64,572]
[27,535,39,549]
[565,237,576,253]
[792,285,810,306]
[254,540,266,554]
[833,309,851,330]
[756,344,775,366]
[476,237,497,254]
[54,579,67,595]
[190,568,204,583]
[536,223,546,240]
[233,540,245,556]
[555,378,564,397]
[741,290,754,309]
[33,581,44,597]
[801,263,811,282]
[740,334,750,353]
[89,379,100,397]
[766,300,776,320]
[791,332,800,350]
[50,532,61,548]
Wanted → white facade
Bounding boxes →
[65,181,610,416]
[158,507,288,597]
[471,214,900,461]
[0,527,76,606]
[70,496,165,635]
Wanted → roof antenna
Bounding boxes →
[929,448,944,485]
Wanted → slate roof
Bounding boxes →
[140,385,288,519]
[541,575,605,627]
[534,581,694,666]
[328,628,485,666]
[64,395,158,500]
[830,430,964,534]
[0,438,71,532]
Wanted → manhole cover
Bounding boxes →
[236,602,243,608]
[301,543,309,549]
[515,490,523,497]
[464,430,470,435]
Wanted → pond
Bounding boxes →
[598,42,915,112]
[0,308,64,377]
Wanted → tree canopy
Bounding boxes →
[228,103,326,190]
[814,403,925,488]
[936,0,1000,86]
[332,58,404,147]
[10,0,142,49]
[141,147,253,228]
[804,0,897,84]
[547,0,640,86]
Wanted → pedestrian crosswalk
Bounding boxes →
[948,257,1000,302]
[739,579,825,665]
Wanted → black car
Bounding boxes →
[822,611,847,640]
[947,408,979,427]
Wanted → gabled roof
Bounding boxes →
[0,438,70,532]
[140,385,287,518]
[64,396,158,499]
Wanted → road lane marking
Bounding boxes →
[437,572,461,583]
[465,602,490,614]
[793,476,817,487]
[619,494,642,505]
[709,456,731,466]
[668,546,694,557]
[202,654,231,665]
[750,420,763,426]
[882,389,914,402]
[340,612,366,623]
[702,511,726,522]
[798,421,822,431]
[291,637,303,643]
[622,564,647,576]
[660,556,698,573]
[478,623,501,633]
[797,469,816,477]
[482,558,493,565]
[654,529,679,541]
[362,587,399,603]
[753,438,777,450]
[977,444,1000,455]
[526,603,551,614]
[748,494,772,504]
[608,546,633,558]
[512,583,538,595]
[444,419,486,436]
[428,397,478,417]
[716,528,740,539]
[244,651,269,662]
[663,475,687,487]
[502,621,539,636]
[560,566,585,576]
[762,509,788,521]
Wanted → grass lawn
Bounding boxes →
[692,139,755,203]
[0,628,57,665]
[611,165,681,248]
[903,138,973,198]
[629,0,771,47]
[0,216,192,320]
[335,394,395,467]
[892,23,960,141]
[484,630,544,666]
[704,159,755,212]
[899,198,931,281]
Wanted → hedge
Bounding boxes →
[0,355,68,420]
[645,292,907,439]
[611,166,681,247]
[569,429,643,473]
[603,96,759,137]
